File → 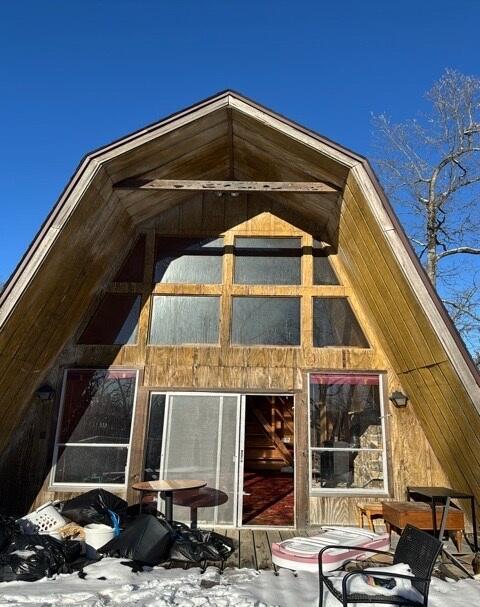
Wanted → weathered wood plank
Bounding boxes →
[115,178,339,194]
[239,529,257,569]
[253,530,272,570]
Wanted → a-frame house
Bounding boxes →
[1,91,479,529]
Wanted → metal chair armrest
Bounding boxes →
[318,545,393,577]
[341,569,430,596]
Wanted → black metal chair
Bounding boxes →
[318,524,442,606]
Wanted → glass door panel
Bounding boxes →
[159,393,241,526]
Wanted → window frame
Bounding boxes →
[50,368,140,490]
[307,371,389,496]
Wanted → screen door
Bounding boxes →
[157,393,242,526]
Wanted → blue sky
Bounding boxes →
[1,0,479,283]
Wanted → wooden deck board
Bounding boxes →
[253,530,272,570]
[239,529,257,569]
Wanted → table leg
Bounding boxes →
[191,506,198,530]
[454,530,462,552]
[471,497,478,553]
[162,491,173,522]
[438,496,451,542]
[431,497,438,537]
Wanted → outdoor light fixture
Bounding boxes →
[36,383,55,402]
[389,390,408,409]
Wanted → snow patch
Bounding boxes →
[0,558,479,606]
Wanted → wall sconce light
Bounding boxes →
[36,383,55,402]
[389,390,408,409]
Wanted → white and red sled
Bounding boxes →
[271,526,390,573]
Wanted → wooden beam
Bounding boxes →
[113,178,339,194]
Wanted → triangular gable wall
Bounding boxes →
[0,91,479,506]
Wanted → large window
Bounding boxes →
[114,235,146,282]
[52,369,138,486]
[234,237,301,285]
[309,373,387,494]
[78,294,141,345]
[313,298,369,348]
[313,241,339,285]
[231,296,300,345]
[150,295,220,345]
[154,237,224,284]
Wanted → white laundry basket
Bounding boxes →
[18,502,66,535]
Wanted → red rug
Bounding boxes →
[242,471,294,526]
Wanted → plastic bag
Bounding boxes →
[99,514,172,566]
[58,489,127,526]
[0,534,80,582]
[168,526,234,563]
[0,516,17,552]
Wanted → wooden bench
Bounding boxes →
[356,503,384,532]
[382,501,464,551]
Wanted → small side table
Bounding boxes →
[357,503,384,532]
[132,479,207,523]
[407,486,478,553]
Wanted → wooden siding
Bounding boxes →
[338,173,480,505]
[0,197,450,525]
[0,170,135,459]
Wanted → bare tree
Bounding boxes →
[373,69,480,356]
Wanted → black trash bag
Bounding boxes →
[0,516,18,553]
[4,533,81,563]
[0,534,77,582]
[58,489,128,526]
[168,527,234,563]
[99,514,172,566]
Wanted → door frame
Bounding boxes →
[237,393,296,529]
[147,390,296,529]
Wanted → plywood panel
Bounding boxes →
[1,188,458,524]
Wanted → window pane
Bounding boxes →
[144,394,166,481]
[235,237,301,249]
[309,374,382,449]
[232,297,300,345]
[234,237,301,285]
[78,294,140,345]
[59,370,136,444]
[313,298,368,347]
[54,446,128,484]
[150,296,220,344]
[114,236,145,282]
[162,394,239,526]
[313,241,339,285]
[154,237,224,284]
[311,450,384,490]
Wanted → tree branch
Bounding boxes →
[437,247,480,260]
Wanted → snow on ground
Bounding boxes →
[0,559,479,607]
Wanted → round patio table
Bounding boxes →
[132,480,207,523]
